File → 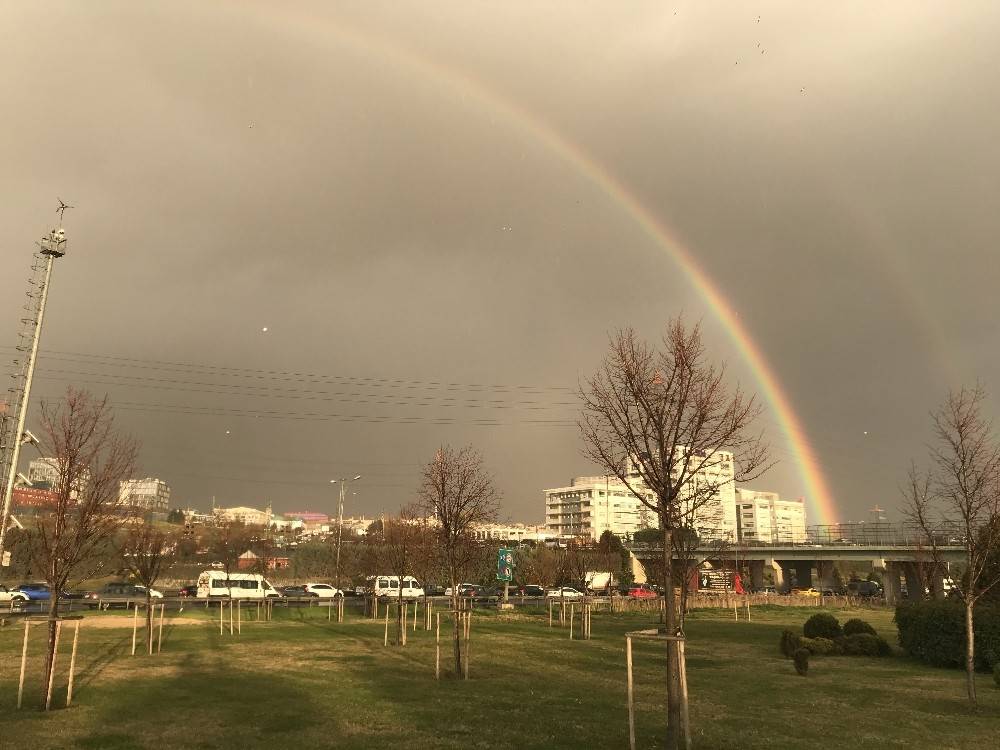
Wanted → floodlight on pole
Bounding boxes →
[0,221,67,565]
[331,474,362,592]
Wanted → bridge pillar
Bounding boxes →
[903,563,923,600]
[749,559,765,591]
[793,562,813,590]
[770,559,787,593]
[816,561,837,591]
[928,565,947,600]
[882,562,902,605]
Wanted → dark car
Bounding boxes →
[87,582,163,608]
[178,584,199,598]
[280,585,312,597]
[511,585,545,597]
[474,586,506,604]
[424,584,446,597]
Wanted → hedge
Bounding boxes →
[803,613,842,640]
[895,600,1000,671]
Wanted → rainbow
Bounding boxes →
[255,8,839,526]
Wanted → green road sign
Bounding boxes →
[497,547,514,582]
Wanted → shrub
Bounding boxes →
[779,629,800,657]
[843,618,877,637]
[875,636,893,657]
[895,600,1000,671]
[793,648,810,675]
[803,613,842,639]
[841,633,881,657]
[798,636,836,656]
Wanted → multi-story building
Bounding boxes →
[470,522,549,544]
[545,476,655,542]
[119,478,171,512]
[735,488,807,543]
[27,457,60,487]
[626,449,738,542]
[213,505,272,526]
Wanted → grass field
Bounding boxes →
[1,602,998,749]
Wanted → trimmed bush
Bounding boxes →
[875,636,893,657]
[803,613,842,640]
[793,647,810,675]
[895,600,1000,671]
[799,636,836,656]
[842,633,881,657]
[843,618,877,637]
[779,629,800,657]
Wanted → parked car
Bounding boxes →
[87,582,164,608]
[546,587,584,599]
[510,584,545,597]
[444,583,477,597]
[424,584,446,597]
[303,583,343,599]
[15,583,51,601]
[628,584,657,599]
[280,585,309,597]
[474,586,506,604]
[790,588,821,598]
[178,584,199,598]
[0,584,29,604]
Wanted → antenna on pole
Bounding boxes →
[56,198,74,227]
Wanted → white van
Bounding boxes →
[370,575,424,599]
[196,571,280,599]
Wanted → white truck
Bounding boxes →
[370,575,424,599]
[585,571,616,593]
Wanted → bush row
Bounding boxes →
[783,631,891,658]
[895,600,1000,671]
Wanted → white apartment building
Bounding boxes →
[470,522,549,543]
[735,488,807,543]
[28,457,60,487]
[545,476,655,542]
[625,448,739,542]
[214,505,272,526]
[119,478,171,511]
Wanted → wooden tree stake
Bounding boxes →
[384,605,389,647]
[45,621,62,711]
[626,636,635,750]
[66,621,81,706]
[17,619,29,710]
[435,612,441,680]
[158,603,165,653]
[131,604,139,655]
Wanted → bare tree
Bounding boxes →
[902,385,1000,704]
[417,445,499,676]
[407,511,442,628]
[26,388,138,709]
[120,523,177,654]
[579,320,770,749]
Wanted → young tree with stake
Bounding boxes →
[579,319,769,749]
[26,389,138,709]
[418,445,499,676]
[902,384,1000,705]
[119,523,177,654]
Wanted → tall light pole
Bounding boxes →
[330,474,361,592]
[0,224,67,566]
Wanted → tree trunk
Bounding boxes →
[41,592,61,710]
[965,598,976,704]
[397,588,404,646]
[663,526,684,750]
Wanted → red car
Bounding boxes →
[628,585,657,599]
[178,584,198,598]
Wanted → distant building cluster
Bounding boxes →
[119,478,171,512]
[543,449,807,544]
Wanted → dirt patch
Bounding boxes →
[74,615,208,629]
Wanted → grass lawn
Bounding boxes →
[1,602,998,749]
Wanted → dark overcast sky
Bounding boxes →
[2,2,998,526]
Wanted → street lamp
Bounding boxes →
[330,474,362,592]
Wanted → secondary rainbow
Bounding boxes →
[264,9,840,526]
